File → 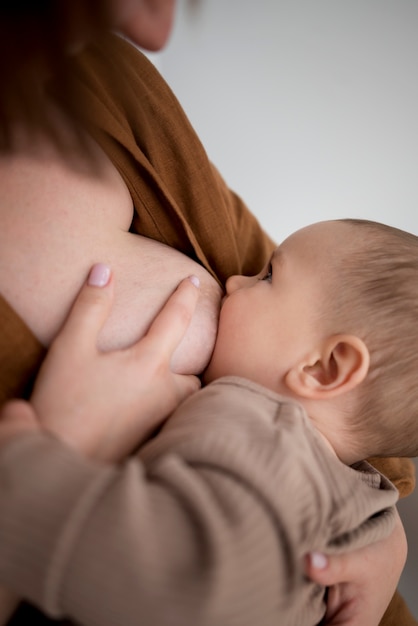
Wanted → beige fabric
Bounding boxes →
[0,32,415,625]
[0,378,399,626]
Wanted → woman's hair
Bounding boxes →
[0,0,111,150]
[330,219,418,458]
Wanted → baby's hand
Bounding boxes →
[29,265,201,462]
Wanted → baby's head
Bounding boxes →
[204,219,418,462]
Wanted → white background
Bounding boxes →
[157,0,417,616]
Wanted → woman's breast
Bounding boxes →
[97,233,223,374]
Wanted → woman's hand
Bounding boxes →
[32,264,202,461]
[0,264,201,462]
[305,509,407,626]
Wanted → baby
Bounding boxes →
[204,217,418,462]
[138,217,418,624]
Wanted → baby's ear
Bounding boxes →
[285,335,370,399]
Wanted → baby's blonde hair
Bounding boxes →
[331,219,418,458]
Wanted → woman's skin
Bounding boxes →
[0,0,408,624]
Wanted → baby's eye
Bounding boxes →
[260,263,272,282]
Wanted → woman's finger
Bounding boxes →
[54,264,114,351]
[140,275,200,356]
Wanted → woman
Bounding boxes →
[0,1,414,624]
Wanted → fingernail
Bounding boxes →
[309,552,328,570]
[189,275,200,288]
[88,264,111,287]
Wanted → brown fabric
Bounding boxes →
[0,379,399,626]
[58,33,275,285]
[0,295,45,405]
[0,32,415,625]
[369,456,416,499]
[381,590,418,626]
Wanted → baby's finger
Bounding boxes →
[142,276,200,356]
[54,264,114,352]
